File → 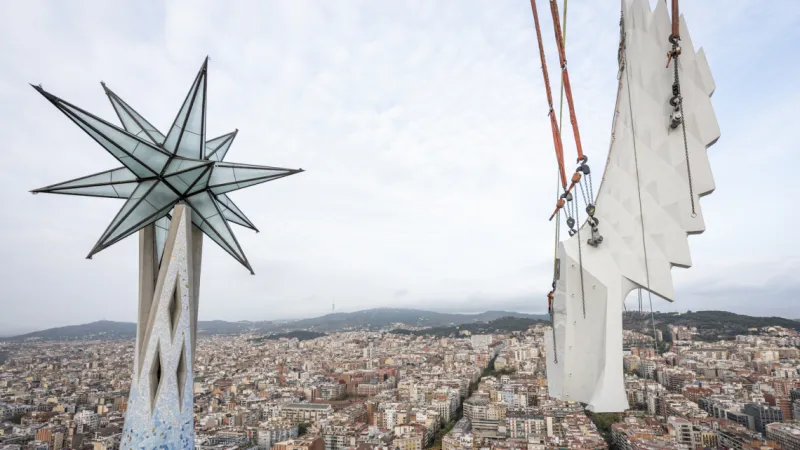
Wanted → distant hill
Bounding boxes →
[2,320,137,342]
[2,308,547,342]
[391,316,548,337]
[196,320,255,335]
[250,330,327,342]
[281,308,548,332]
[623,310,800,341]
[8,309,798,343]
[3,319,253,342]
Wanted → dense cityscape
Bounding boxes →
[3,316,800,450]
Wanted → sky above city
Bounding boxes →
[1,1,798,335]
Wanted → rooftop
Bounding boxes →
[767,422,800,435]
[285,403,332,410]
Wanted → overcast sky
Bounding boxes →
[1,1,798,335]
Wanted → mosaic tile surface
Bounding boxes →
[122,210,195,450]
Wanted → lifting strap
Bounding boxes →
[671,0,680,38]
[548,0,584,164]
[543,0,601,249]
[529,0,568,191]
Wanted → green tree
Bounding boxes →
[298,423,309,436]
[585,411,621,445]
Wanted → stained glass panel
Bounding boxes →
[104,86,166,144]
[206,131,236,162]
[216,193,256,230]
[164,62,206,160]
[92,181,178,254]
[59,102,169,175]
[186,191,249,270]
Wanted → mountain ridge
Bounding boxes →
[623,310,800,341]
[8,308,798,343]
[1,308,548,341]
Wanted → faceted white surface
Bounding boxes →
[546,0,719,412]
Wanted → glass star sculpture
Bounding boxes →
[31,58,303,274]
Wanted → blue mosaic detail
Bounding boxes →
[121,213,195,450]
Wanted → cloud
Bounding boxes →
[625,257,800,318]
[1,0,799,334]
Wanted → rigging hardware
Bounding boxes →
[548,0,602,242]
[664,0,697,218]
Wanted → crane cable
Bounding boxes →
[548,0,568,363]
[557,0,568,133]
[531,0,568,364]
[621,10,660,365]
[547,0,589,319]
[638,288,643,314]
[551,188,560,363]
[553,0,567,283]
[621,15,657,411]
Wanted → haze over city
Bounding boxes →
[6,2,800,450]
[1,0,799,336]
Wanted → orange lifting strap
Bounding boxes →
[671,0,680,38]
[530,0,591,220]
[666,0,682,67]
[529,0,568,191]
[548,0,584,164]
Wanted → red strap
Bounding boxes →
[549,0,584,163]
[530,0,568,190]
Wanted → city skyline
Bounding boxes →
[2,1,800,335]
[4,318,800,449]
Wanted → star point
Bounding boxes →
[32,59,303,272]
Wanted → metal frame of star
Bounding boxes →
[31,58,303,274]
